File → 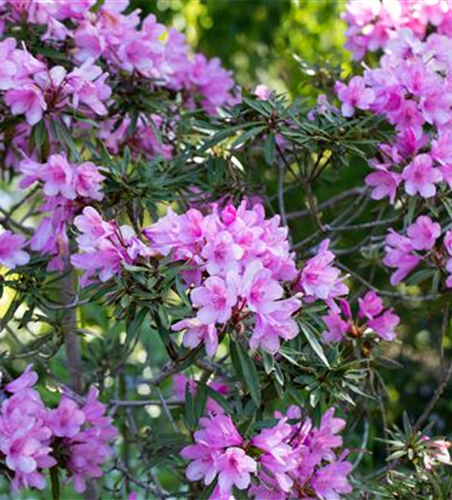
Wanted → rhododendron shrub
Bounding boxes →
[0,0,452,499]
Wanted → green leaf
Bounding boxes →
[233,340,261,407]
[184,383,195,430]
[194,383,208,422]
[199,481,217,500]
[50,467,60,500]
[261,350,274,374]
[264,133,276,165]
[205,385,234,414]
[300,322,331,368]
[231,125,266,150]
[126,308,148,341]
[32,120,47,151]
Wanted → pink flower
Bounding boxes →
[201,230,244,275]
[365,166,400,204]
[358,291,384,320]
[181,443,220,486]
[335,76,375,117]
[172,318,219,357]
[250,297,300,354]
[299,240,348,301]
[321,310,350,343]
[47,398,86,438]
[406,216,441,251]
[216,447,257,494]
[445,229,452,256]
[4,84,47,125]
[191,274,239,324]
[143,208,182,256]
[4,365,38,393]
[252,420,297,492]
[195,414,243,449]
[368,309,400,341]
[75,161,105,201]
[383,230,421,285]
[74,22,106,63]
[181,414,245,489]
[254,84,274,100]
[40,154,77,200]
[401,154,443,198]
[241,261,283,314]
[65,389,117,493]
[71,248,122,286]
[73,207,115,250]
[311,453,353,499]
[0,231,30,269]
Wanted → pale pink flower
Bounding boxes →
[216,447,257,494]
[191,274,239,324]
[358,291,384,320]
[75,161,105,201]
[311,453,353,500]
[299,240,348,301]
[402,154,443,198]
[201,230,244,275]
[335,76,375,117]
[368,309,400,341]
[4,84,47,125]
[250,298,300,354]
[321,310,350,343]
[4,365,38,393]
[383,230,421,285]
[241,261,283,314]
[47,398,86,438]
[406,215,441,251]
[40,154,77,200]
[73,207,115,250]
[172,318,219,357]
[365,166,400,204]
[0,231,30,269]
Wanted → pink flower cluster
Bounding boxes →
[0,0,239,116]
[322,291,400,343]
[343,0,452,60]
[336,29,452,205]
[384,215,452,287]
[71,202,347,354]
[0,38,110,126]
[17,153,105,271]
[0,230,29,269]
[0,365,116,493]
[181,407,352,500]
[145,202,303,355]
[71,206,154,286]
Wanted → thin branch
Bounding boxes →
[286,187,367,221]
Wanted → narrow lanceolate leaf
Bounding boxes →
[233,339,261,407]
[194,383,208,422]
[264,133,276,165]
[205,385,234,414]
[231,125,266,150]
[184,384,195,431]
[300,322,331,368]
[126,308,148,341]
